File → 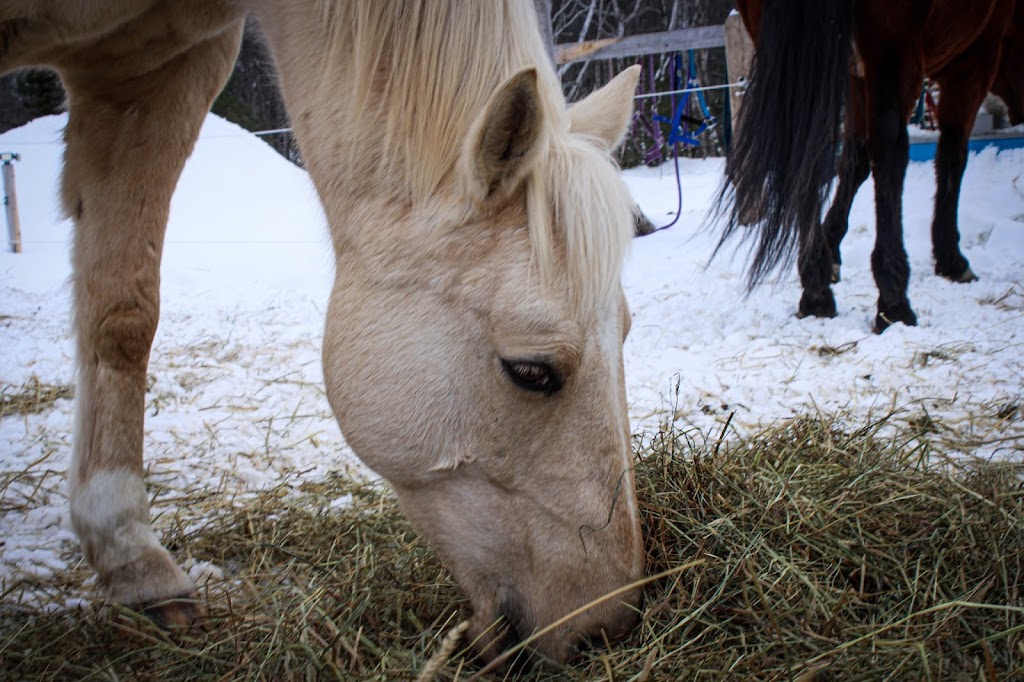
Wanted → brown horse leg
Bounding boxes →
[863,50,921,333]
[822,77,871,285]
[62,24,242,625]
[795,220,838,318]
[992,2,1024,125]
[796,83,869,318]
[796,73,870,318]
[932,32,1005,282]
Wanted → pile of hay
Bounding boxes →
[1,415,1021,680]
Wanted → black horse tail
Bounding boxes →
[714,0,855,288]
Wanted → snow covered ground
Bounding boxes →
[1,114,1022,603]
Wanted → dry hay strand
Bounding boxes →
[980,282,1024,312]
[898,397,1024,457]
[1,415,1022,680]
[0,377,74,419]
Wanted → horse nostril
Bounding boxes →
[619,600,642,638]
[498,596,527,645]
[587,595,643,648]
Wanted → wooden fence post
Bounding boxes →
[724,13,754,136]
[2,152,22,254]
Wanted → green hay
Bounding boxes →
[1,415,1021,680]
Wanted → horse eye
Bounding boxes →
[501,360,563,395]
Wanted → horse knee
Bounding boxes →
[90,301,158,370]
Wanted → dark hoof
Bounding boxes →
[797,292,837,319]
[951,267,979,283]
[830,262,841,284]
[140,593,206,630]
[935,262,978,283]
[633,211,656,237]
[873,307,917,334]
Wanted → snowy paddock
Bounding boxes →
[1,114,1022,609]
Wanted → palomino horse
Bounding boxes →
[721,0,1016,332]
[1,0,644,663]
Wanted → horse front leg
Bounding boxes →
[865,52,919,333]
[61,24,242,625]
[932,25,1006,283]
[931,99,980,283]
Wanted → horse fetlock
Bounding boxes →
[71,470,195,607]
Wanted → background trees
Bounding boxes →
[0,2,734,167]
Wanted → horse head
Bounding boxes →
[321,65,644,664]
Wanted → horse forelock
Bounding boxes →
[312,0,631,313]
[527,134,633,315]
[315,1,554,196]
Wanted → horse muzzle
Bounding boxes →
[467,583,643,667]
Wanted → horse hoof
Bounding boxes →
[633,210,657,236]
[830,263,841,284]
[140,593,206,630]
[797,296,837,319]
[954,268,979,283]
[936,265,979,283]
[796,309,837,320]
[873,308,917,334]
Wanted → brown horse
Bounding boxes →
[822,0,1024,296]
[0,0,644,664]
[993,1,1024,123]
[722,0,1016,332]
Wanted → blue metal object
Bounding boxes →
[908,134,1024,162]
[652,51,716,147]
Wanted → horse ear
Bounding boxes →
[462,67,547,205]
[569,64,641,151]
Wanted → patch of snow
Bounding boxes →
[1,113,1021,605]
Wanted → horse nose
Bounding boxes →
[469,587,643,667]
[546,586,645,662]
[588,585,643,645]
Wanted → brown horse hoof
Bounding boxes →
[140,593,206,630]
[830,263,841,284]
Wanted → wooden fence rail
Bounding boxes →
[554,25,725,65]
[554,18,754,134]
